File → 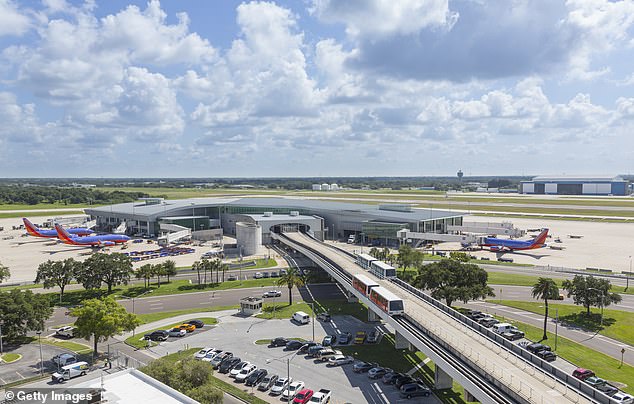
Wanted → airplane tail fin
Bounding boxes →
[532,228,549,247]
[55,224,75,243]
[23,218,42,236]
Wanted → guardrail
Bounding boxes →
[389,277,614,403]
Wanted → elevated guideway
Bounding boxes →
[273,231,607,404]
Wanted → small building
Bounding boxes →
[240,296,263,315]
[520,175,629,195]
[312,184,322,191]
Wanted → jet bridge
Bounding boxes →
[397,229,486,245]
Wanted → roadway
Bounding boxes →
[279,231,594,404]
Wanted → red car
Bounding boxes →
[572,368,595,380]
[293,388,314,404]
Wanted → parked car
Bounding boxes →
[535,350,557,362]
[317,312,331,322]
[525,343,551,354]
[322,335,336,347]
[354,331,367,344]
[218,357,242,374]
[595,383,619,396]
[167,328,186,337]
[299,342,319,353]
[583,376,607,387]
[280,269,287,275]
[210,352,233,368]
[480,318,500,328]
[282,381,305,401]
[143,330,168,341]
[293,388,314,404]
[270,271,279,278]
[315,348,342,362]
[368,367,392,379]
[338,332,352,345]
[229,361,250,378]
[611,392,634,403]
[55,326,75,339]
[366,330,380,343]
[263,290,282,298]
[228,274,238,281]
[572,368,595,380]
[353,361,378,373]
[258,373,279,391]
[186,319,205,328]
[270,377,291,396]
[502,329,525,341]
[202,350,224,362]
[327,354,354,367]
[382,372,403,385]
[395,375,416,389]
[52,353,77,367]
[254,272,263,279]
[245,369,268,386]
[262,272,270,278]
[178,323,196,333]
[307,344,325,357]
[310,389,331,404]
[286,340,304,350]
[399,382,432,399]
[235,364,258,382]
[194,347,217,360]
[270,337,289,347]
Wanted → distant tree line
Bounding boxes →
[0,185,149,205]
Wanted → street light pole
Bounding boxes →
[307,302,315,342]
[36,331,43,375]
[554,308,559,351]
[0,320,4,355]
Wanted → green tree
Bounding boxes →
[0,261,10,282]
[153,264,165,287]
[35,258,79,302]
[561,275,622,315]
[162,260,177,283]
[369,247,380,259]
[276,267,305,305]
[0,289,53,340]
[71,296,140,356]
[135,264,154,289]
[531,278,559,340]
[413,259,495,307]
[449,251,470,262]
[191,261,202,285]
[81,253,133,293]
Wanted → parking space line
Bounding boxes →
[406,357,431,376]
[0,376,6,384]
[15,371,26,380]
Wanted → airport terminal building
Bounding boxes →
[519,175,629,196]
[85,197,464,251]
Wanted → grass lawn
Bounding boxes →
[135,306,238,324]
[0,203,90,211]
[18,336,93,354]
[1,353,21,363]
[254,337,306,345]
[230,258,277,269]
[489,300,634,346]
[256,302,313,319]
[0,210,85,219]
[313,299,369,322]
[125,317,218,349]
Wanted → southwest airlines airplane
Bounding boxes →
[23,218,93,238]
[482,228,549,252]
[55,224,130,247]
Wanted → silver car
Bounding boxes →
[270,377,291,395]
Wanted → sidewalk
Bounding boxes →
[460,301,634,366]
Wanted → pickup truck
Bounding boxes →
[310,389,331,403]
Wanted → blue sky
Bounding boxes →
[1,0,634,177]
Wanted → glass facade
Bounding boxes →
[362,221,410,239]
[159,217,210,231]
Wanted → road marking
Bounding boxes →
[370,382,390,404]
[15,371,26,379]
[149,302,163,306]
[406,357,431,376]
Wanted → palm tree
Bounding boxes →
[276,267,305,305]
[191,261,202,285]
[162,260,177,283]
[135,264,153,289]
[532,277,559,341]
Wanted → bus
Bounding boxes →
[352,274,379,296]
[369,260,396,279]
[369,286,404,316]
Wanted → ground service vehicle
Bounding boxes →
[52,353,77,367]
[258,374,279,391]
[310,389,331,403]
[282,381,305,401]
[368,286,404,315]
[399,382,432,399]
[293,311,310,324]
[270,377,291,396]
[293,388,314,404]
[51,362,89,383]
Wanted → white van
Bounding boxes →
[493,323,517,334]
[51,361,89,383]
[292,311,310,325]
[52,353,77,367]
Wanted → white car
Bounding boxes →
[194,347,216,360]
[229,361,251,378]
[263,290,282,298]
[201,350,223,362]
[235,364,257,382]
[254,272,263,279]
[282,381,305,400]
[270,377,291,395]
[612,392,634,404]
[209,352,232,368]
[167,328,186,337]
[327,354,354,366]
[55,326,75,338]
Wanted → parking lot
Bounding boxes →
[146,309,439,403]
[0,341,71,385]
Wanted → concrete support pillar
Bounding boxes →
[464,390,478,402]
[395,331,410,350]
[434,364,453,390]
[367,309,380,322]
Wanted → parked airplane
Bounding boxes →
[23,218,93,238]
[482,229,549,252]
[55,224,130,247]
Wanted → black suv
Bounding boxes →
[270,337,288,347]
[144,330,168,341]
[218,357,241,373]
[286,340,304,350]
[298,341,319,353]
[245,369,268,386]
[525,343,551,354]
[399,382,431,399]
[395,375,416,389]
[382,372,402,385]
[186,319,205,328]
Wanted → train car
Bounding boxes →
[352,274,379,296]
[369,260,396,279]
[369,286,404,316]
[356,253,376,270]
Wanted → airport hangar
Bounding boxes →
[520,175,629,195]
[85,197,464,254]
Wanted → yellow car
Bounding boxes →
[178,323,196,333]
[354,331,367,344]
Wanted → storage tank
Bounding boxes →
[330,183,339,191]
[312,184,321,191]
[321,183,330,191]
[236,222,262,256]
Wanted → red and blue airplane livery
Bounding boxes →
[483,229,549,252]
[55,224,130,247]
[23,218,93,238]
